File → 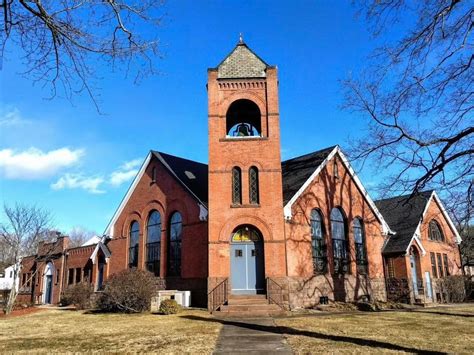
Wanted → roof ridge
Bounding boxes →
[151,150,208,166]
[375,189,434,204]
[282,145,337,164]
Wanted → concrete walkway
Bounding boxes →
[213,317,292,354]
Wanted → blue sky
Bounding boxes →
[0,1,383,234]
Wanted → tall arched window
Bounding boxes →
[129,221,139,268]
[428,220,445,242]
[311,209,327,273]
[249,166,259,204]
[353,218,368,274]
[331,208,349,273]
[146,210,161,276]
[167,212,182,276]
[232,167,242,205]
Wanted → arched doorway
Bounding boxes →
[230,225,265,294]
[409,247,422,298]
[42,262,54,304]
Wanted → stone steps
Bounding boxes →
[214,294,286,317]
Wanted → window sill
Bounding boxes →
[220,137,268,142]
[230,204,261,208]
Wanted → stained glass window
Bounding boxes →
[249,167,259,204]
[429,220,444,242]
[232,227,261,242]
[129,221,139,268]
[331,208,348,273]
[353,218,368,274]
[167,212,182,276]
[311,209,327,273]
[232,167,242,205]
[146,210,161,276]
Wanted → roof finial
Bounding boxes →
[239,33,244,44]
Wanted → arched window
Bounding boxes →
[232,167,242,205]
[167,212,182,276]
[129,221,139,268]
[151,167,157,182]
[311,209,327,273]
[249,166,259,204]
[146,210,161,276]
[226,99,261,137]
[331,208,349,273]
[428,220,444,242]
[353,218,368,274]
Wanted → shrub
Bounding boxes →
[159,299,180,315]
[437,275,466,303]
[62,282,93,309]
[96,269,156,313]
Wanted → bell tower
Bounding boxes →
[207,38,286,296]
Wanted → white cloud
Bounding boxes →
[51,173,105,194]
[109,158,141,187]
[120,159,142,171]
[0,107,29,126]
[0,147,84,179]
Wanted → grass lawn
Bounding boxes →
[275,304,474,354]
[0,308,221,353]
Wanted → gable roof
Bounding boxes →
[216,41,269,79]
[375,191,433,254]
[104,151,208,236]
[281,146,336,205]
[151,151,208,206]
[376,190,462,254]
[282,145,393,234]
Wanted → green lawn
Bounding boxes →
[275,304,474,353]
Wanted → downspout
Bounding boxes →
[283,214,290,310]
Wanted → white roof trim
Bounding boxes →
[413,191,462,245]
[153,152,208,209]
[405,234,427,256]
[104,153,152,236]
[90,237,111,264]
[283,146,394,235]
[103,151,209,237]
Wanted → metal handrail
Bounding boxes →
[208,278,228,312]
[266,277,286,311]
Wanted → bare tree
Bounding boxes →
[68,226,98,248]
[0,0,165,110]
[343,1,473,226]
[0,203,53,314]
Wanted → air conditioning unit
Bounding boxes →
[156,290,191,308]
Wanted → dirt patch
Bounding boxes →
[0,307,45,319]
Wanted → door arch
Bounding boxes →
[42,262,54,304]
[230,225,265,294]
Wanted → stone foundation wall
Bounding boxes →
[282,274,386,309]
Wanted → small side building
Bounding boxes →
[376,190,462,304]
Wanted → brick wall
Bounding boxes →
[207,67,287,290]
[284,153,387,306]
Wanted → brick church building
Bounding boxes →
[17,40,462,310]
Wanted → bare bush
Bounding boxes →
[62,282,93,310]
[437,276,467,303]
[96,269,156,313]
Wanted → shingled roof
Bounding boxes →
[216,41,269,79]
[152,151,209,206]
[281,146,336,205]
[375,190,434,254]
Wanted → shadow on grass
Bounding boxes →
[409,310,474,318]
[181,315,446,355]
